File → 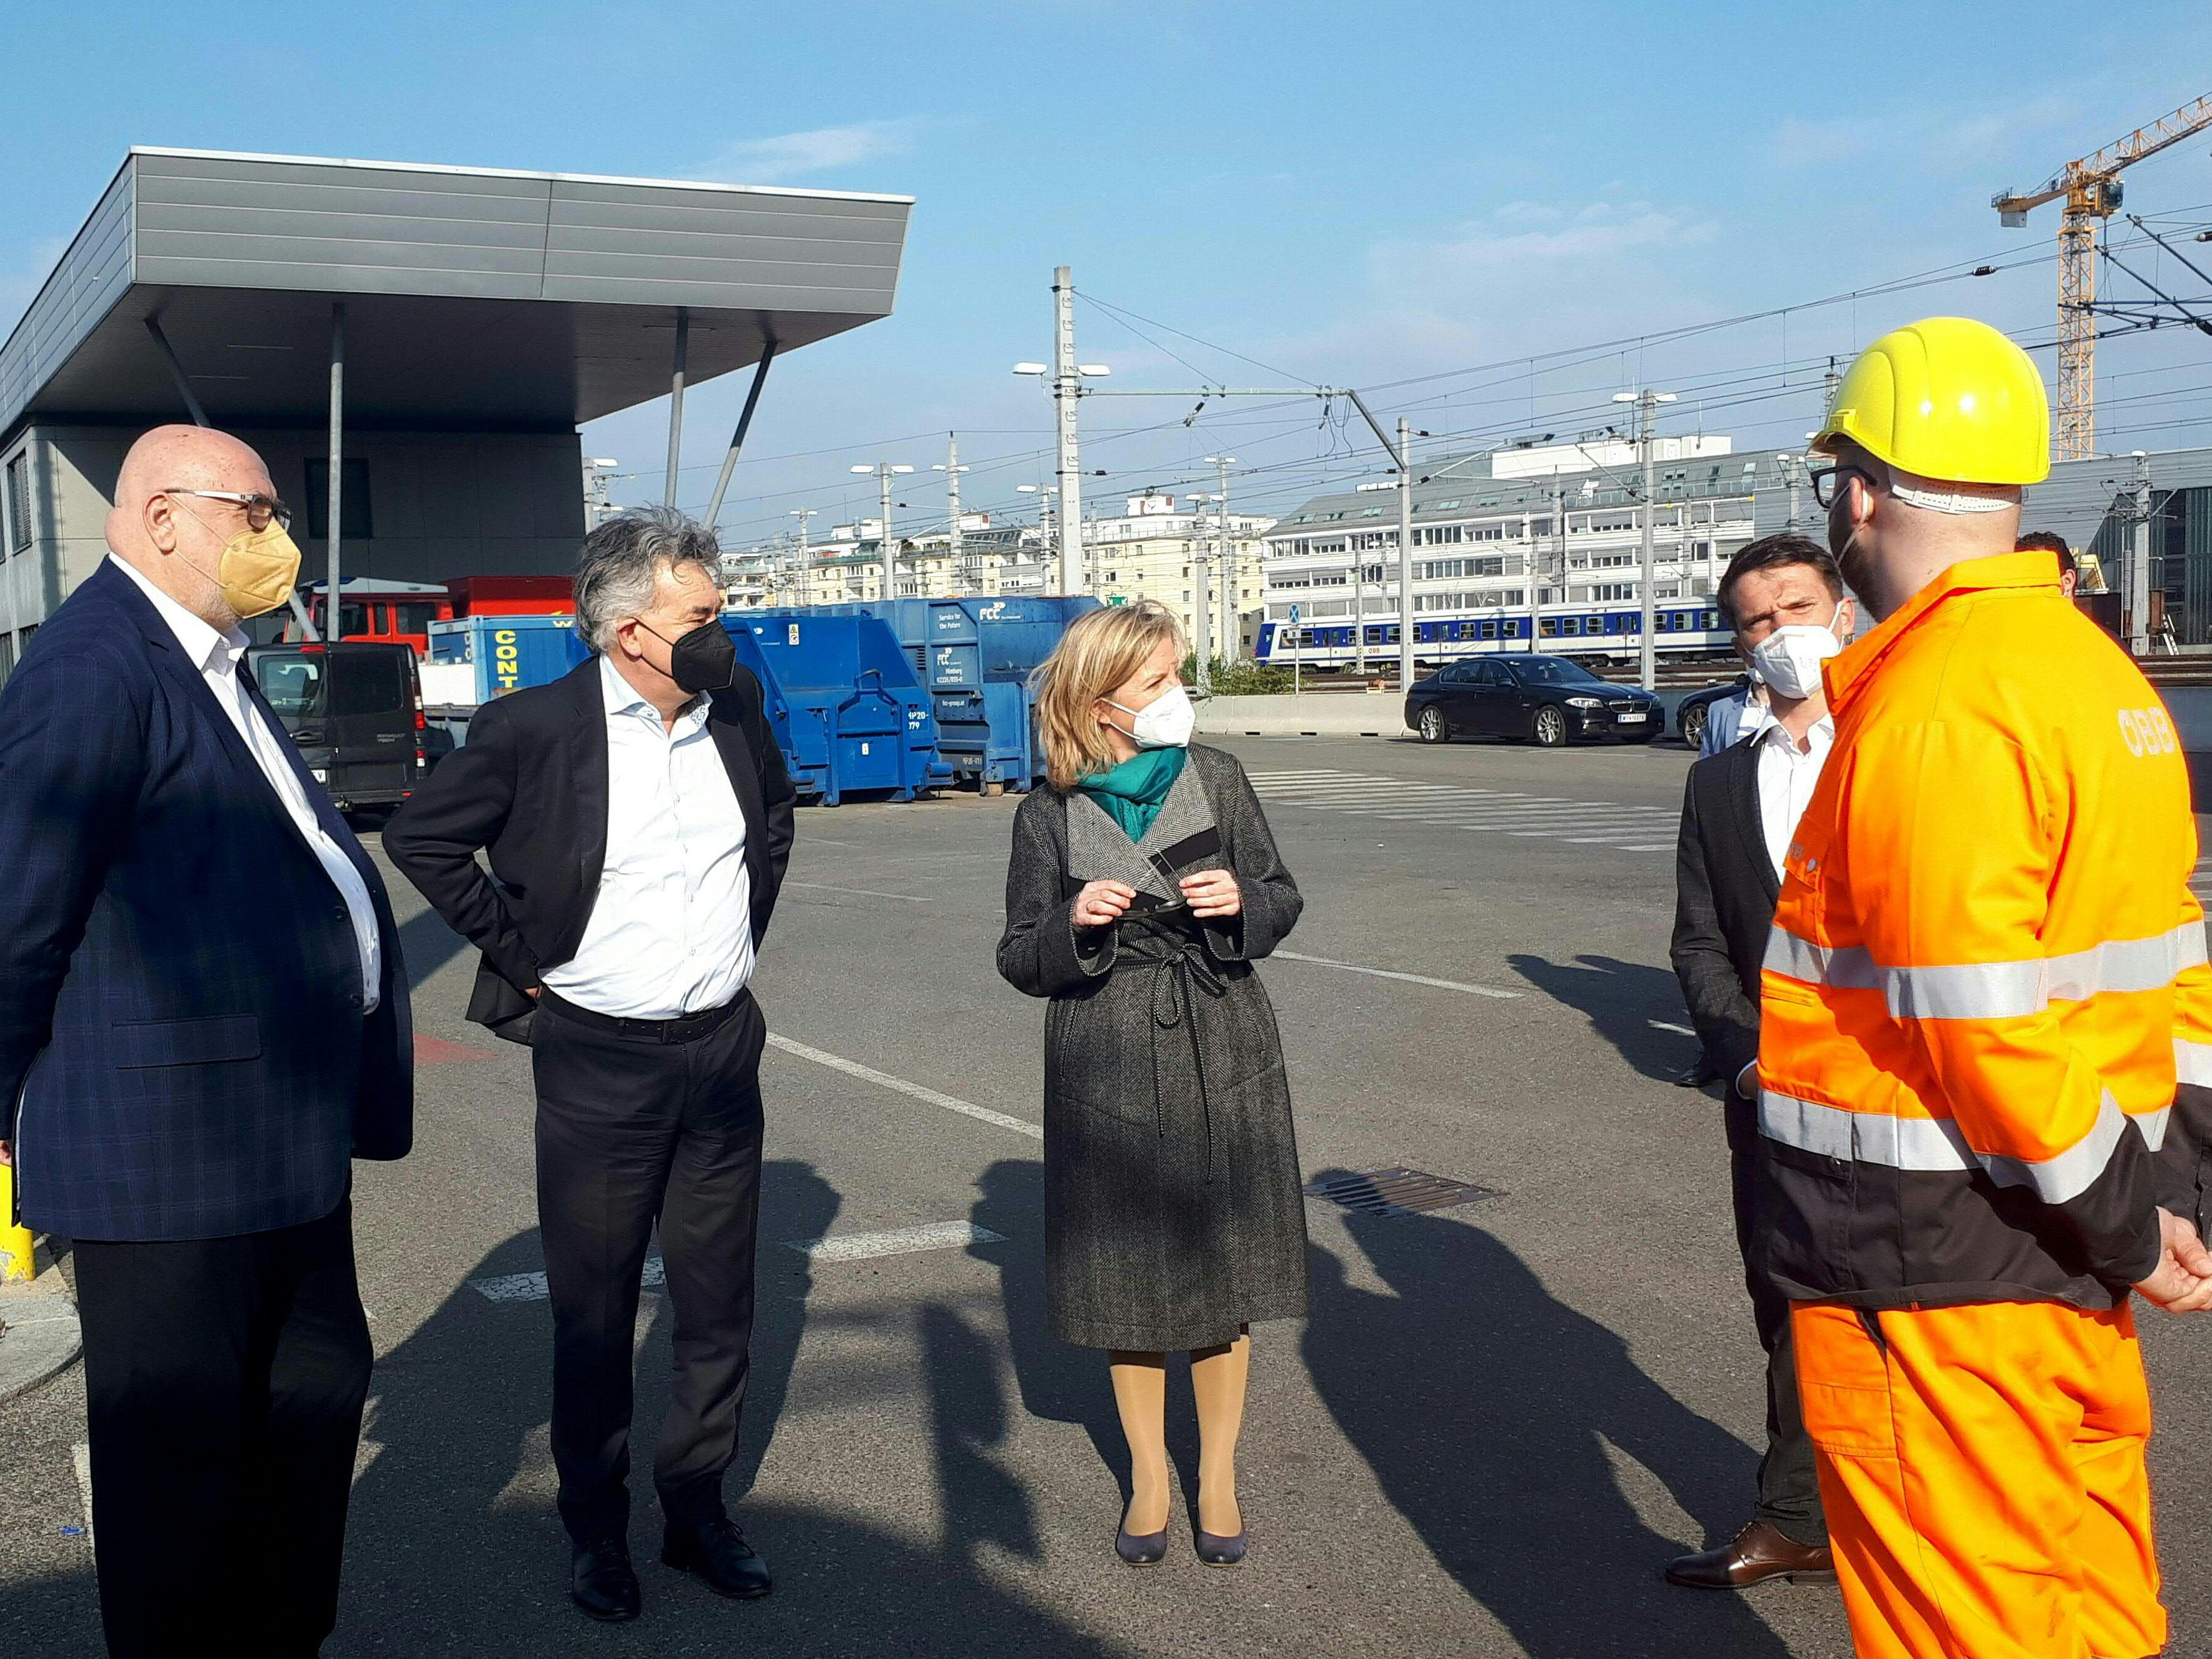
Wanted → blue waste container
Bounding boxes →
[427,614,590,704]
[750,597,1100,792]
[726,613,948,805]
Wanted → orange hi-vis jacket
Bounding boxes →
[1757,551,2206,1310]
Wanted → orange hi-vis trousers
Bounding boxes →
[1792,1301,2163,1659]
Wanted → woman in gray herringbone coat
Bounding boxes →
[997,600,1307,1572]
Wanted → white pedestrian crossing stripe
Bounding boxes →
[1247,769,1678,853]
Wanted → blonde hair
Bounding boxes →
[1031,600,1188,790]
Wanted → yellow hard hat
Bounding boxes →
[1812,316,2049,486]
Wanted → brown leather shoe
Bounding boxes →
[1664,1520,1834,1589]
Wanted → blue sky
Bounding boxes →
[4,1,2209,545]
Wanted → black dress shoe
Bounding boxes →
[570,1534,642,1622]
[1665,1520,1835,1589]
[1194,1528,1247,1567]
[662,1516,773,1600]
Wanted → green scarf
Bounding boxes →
[1077,745,1188,842]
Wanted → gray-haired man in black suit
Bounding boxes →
[386,508,793,1624]
[1666,534,1851,1590]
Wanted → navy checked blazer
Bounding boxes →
[0,560,413,1242]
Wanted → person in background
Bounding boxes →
[2016,528,2078,597]
[1769,317,2212,1659]
[997,600,1306,1571]
[1697,674,1767,757]
[0,424,413,1658]
[1666,533,1851,1590]
[385,508,793,1625]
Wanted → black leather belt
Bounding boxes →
[537,985,752,1044]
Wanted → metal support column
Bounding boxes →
[327,301,346,641]
[143,317,210,427]
[702,340,777,530]
[664,307,689,508]
[1638,397,1657,690]
[1193,501,1212,692]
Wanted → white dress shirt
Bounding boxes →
[540,654,755,1019]
[1746,702,1836,885]
[111,554,381,1011]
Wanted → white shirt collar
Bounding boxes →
[1747,702,1833,754]
[109,552,247,674]
[595,651,707,734]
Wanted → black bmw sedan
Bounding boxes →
[1404,654,1664,747]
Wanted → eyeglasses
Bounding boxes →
[1809,464,1881,511]
[163,489,293,532]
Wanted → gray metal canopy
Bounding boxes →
[0,147,912,436]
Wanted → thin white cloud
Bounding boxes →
[697,121,915,184]
[1369,201,1717,296]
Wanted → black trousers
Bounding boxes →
[531,991,766,1540]
[73,1199,372,1659]
[1724,1090,1826,1548]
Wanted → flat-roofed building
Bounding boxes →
[0,146,910,675]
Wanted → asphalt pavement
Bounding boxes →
[4,729,2211,1657]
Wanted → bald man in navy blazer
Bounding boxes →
[0,425,411,1658]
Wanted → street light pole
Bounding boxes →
[851,462,915,600]
[1615,387,1676,691]
[1396,417,1414,691]
[1209,454,1237,663]
[933,438,971,590]
[790,508,816,605]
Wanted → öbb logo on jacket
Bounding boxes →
[2117,707,2179,759]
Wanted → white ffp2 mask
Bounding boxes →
[1748,610,1846,701]
[1110,685,1196,749]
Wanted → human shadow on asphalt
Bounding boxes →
[1302,1191,1795,1659]
[393,894,471,986]
[967,1161,1128,1500]
[1507,953,1698,1084]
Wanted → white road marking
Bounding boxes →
[1650,1020,1696,1036]
[766,1034,1043,1140]
[470,1222,1004,1304]
[785,880,933,903]
[1248,769,1677,854]
[783,1221,1005,1262]
[1271,949,1520,1000]
[71,1442,93,1549]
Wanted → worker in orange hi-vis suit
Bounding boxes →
[1759,315,2212,1659]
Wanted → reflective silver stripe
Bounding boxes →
[1765,922,2206,1021]
[2132,1107,2171,1153]
[1758,1091,1973,1171]
[1760,1088,2133,1204]
[2044,925,2208,1000]
[1762,929,1878,989]
[1884,960,2044,1021]
[2177,1038,2212,1089]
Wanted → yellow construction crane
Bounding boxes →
[1994,92,2212,460]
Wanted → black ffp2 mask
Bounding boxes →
[643,618,738,693]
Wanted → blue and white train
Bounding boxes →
[1254,599,1731,670]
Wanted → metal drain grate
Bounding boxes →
[1303,1167,1501,1217]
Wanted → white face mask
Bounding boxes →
[1108,684,1196,750]
[1747,606,1847,701]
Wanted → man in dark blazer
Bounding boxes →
[0,424,412,1657]
[385,507,793,1625]
[1666,534,1851,1591]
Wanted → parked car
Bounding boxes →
[1675,674,1752,750]
[1406,655,1663,747]
[247,641,425,818]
